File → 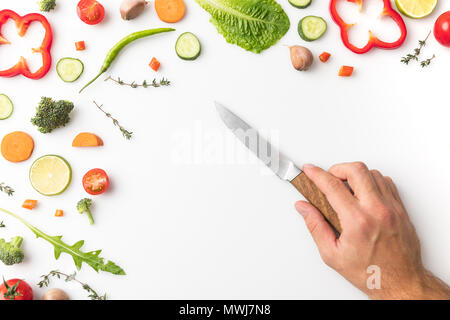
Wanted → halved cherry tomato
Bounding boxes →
[0,279,33,300]
[82,168,109,195]
[77,0,105,25]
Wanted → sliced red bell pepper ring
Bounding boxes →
[330,0,407,54]
[0,9,53,79]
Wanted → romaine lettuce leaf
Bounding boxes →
[195,0,290,53]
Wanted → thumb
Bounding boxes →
[295,201,337,253]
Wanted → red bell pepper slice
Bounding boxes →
[0,10,53,79]
[330,0,407,54]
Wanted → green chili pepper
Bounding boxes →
[79,28,175,93]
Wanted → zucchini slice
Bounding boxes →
[298,16,327,41]
[176,32,201,60]
[289,0,312,9]
[0,94,13,120]
[57,58,84,82]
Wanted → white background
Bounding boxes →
[1,0,450,300]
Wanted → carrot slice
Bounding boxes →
[55,209,64,217]
[22,199,38,210]
[338,66,354,77]
[155,0,186,23]
[72,132,104,147]
[1,131,34,162]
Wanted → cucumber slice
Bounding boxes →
[289,0,312,9]
[0,94,13,120]
[176,32,201,60]
[29,155,72,196]
[298,16,327,41]
[56,58,84,82]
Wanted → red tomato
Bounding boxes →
[83,168,109,195]
[0,279,33,300]
[77,0,105,25]
[434,11,450,47]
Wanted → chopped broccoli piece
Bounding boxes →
[39,0,56,12]
[0,236,24,266]
[77,198,94,225]
[31,97,74,133]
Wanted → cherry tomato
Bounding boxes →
[77,0,105,25]
[83,168,109,195]
[0,279,33,300]
[434,11,450,47]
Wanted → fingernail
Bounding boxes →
[295,201,308,217]
[303,164,315,170]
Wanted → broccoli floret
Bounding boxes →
[31,97,74,133]
[39,0,57,12]
[0,236,24,266]
[77,198,94,225]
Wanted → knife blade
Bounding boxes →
[215,102,342,233]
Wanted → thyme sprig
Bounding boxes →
[0,182,14,196]
[93,101,133,140]
[420,54,436,68]
[401,31,433,65]
[0,221,5,228]
[38,270,106,300]
[105,76,170,89]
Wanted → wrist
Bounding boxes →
[367,269,450,300]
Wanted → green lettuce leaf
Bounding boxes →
[195,0,290,53]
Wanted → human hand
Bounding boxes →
[295,162,450,300]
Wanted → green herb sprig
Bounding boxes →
[0,221,5,228]
[105,76,170,89]
[0,183,14,196]
[401,31,435,66]
[38,270,106,300]
[93,101,133,140]
[420,54,436,68]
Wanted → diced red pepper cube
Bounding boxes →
[75,41,86,51]
[319,52,331,63]
[149,57,160,71]
[338,66,354,77]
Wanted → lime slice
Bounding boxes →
[395,0,437,19]
[29,155,72,196]
[0,94,13,120]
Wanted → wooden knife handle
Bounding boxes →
[291,172,342,234]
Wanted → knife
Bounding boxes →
[215,102,342,233]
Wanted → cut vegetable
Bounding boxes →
[72,132,104,147]
[57,58,84,82]
[29,155,72,196]
[298,16,327,41]
[22,200,38,210]
[55,209,64,217]
[395,0,437,19]
[149,57,161,71]
[176,32,201,60]
[339,66,354,77]
[319,52,331,63]
[0,94,13,120]
[155,0,186,23]
[1,131,34,163]
[288,0,311,9]
[75,41,86,51]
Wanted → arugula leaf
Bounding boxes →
[195,0,290,53]
[0,207,125,275]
